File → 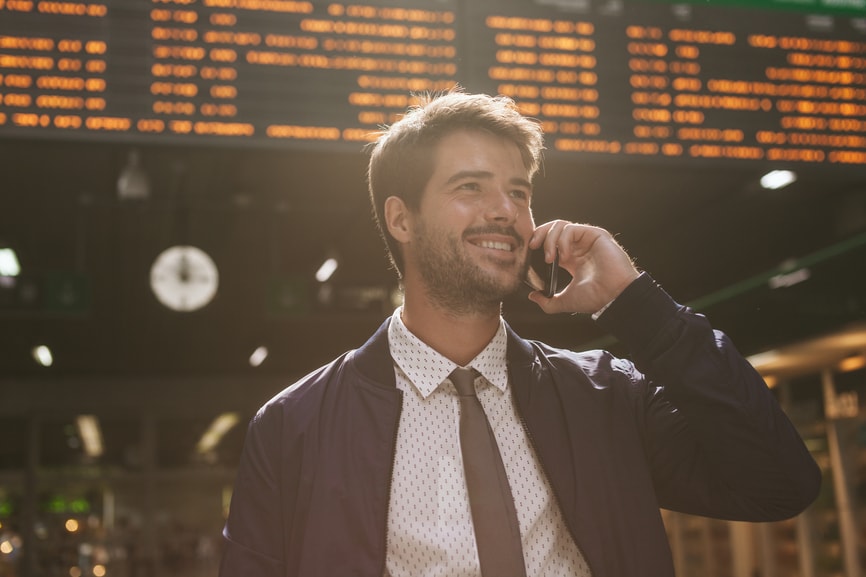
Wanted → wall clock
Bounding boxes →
[149,245,218,312]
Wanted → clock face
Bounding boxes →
[149,246,219,312]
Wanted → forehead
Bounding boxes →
[427,129,530,181]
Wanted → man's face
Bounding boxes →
[405,129,535,314]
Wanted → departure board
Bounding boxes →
[0,0,458,147]
[464,0,866,165]
[2,0,866,165]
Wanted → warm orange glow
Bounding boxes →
[35,94,83,108]
[677,127,744,142]
[85,116,132,131]
[669,29,736,45]
[625,142,660,155]
[689,144,765,160]
[4,1,35,12]
[266,124,340,140]
[627,26,663,40]
[631,75,669,90]
[838,354,866,373]
[151,63,198,77]
[37,2,107,17]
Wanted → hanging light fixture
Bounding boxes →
[315,254,339,283]
[760,170,797,190]
[117,149,150,200]
[0,246,20,277]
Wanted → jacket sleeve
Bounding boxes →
[595,273,822,521]
[219,399,295,576]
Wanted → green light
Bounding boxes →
[46,497,66,514]
[69,499,90,514]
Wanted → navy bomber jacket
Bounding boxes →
[220,273,821,577]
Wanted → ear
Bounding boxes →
[384,196,413,244]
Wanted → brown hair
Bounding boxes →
[366,88,545,276]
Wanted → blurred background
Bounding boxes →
[1,0,865,575]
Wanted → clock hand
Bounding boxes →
[178,254,191,283]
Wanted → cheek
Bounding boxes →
[518,210,535,236]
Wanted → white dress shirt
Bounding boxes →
[384,308,591,577]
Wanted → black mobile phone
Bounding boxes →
[524,248,559,298]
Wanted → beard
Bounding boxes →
[412,217,529,316]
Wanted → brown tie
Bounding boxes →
[450,368,527,577]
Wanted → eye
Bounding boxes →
[457,181,482,192]
[510,188,530,201]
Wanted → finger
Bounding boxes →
[542,220,569,262]
[556,223,603,260]
[529,221,555,250]
[530,220,568,252]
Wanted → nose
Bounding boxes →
[483,188,519,224]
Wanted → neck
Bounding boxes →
[400,282,502,367]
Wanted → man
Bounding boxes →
[220,90,820,577]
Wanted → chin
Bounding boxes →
[484,272,525,298]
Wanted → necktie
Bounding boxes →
[450,368,527,577]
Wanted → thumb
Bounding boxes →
[527,290,564,314]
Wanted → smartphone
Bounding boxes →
[524,248,559,298]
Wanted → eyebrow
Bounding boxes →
[444,170,533,190]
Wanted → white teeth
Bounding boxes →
[478,241,512,252]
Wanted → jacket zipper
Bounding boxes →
[379,395,403,577]
[512,364,597,577]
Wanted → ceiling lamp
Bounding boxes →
[117,149,150,200]
[0,247,20,277]
[760,170,797,190]
[32,345,53,367]
[196,413,240,455]
[249,346,268,367]
[838,354,866,373]
[315,256,339,283]
[75,415,104,458]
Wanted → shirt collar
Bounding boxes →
[388,307,510,399]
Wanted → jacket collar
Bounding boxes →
[352,319,397,387]
[505,321,537,369]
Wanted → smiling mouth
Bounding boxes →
[474,240,514,252]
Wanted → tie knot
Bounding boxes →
[450,368,477,396]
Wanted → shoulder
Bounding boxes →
[251,351,353,431]
[505,324,647,407]
[533,339,642,386]
[505,321,637,382]
[251,317,396,430]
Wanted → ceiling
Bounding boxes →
[1,134,865,387]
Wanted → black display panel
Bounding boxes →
[462,0,866,165]
[2,0,866,165]
[0,0,459,147]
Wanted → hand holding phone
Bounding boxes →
[527,221,638,315]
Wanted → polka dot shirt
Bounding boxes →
[384,308,591,577]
